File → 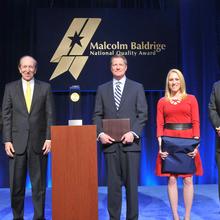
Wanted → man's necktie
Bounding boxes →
[25,81,32,113]
[114,81,122,110]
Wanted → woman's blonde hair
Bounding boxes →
[165,69,187,99]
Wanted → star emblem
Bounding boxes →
[50,18,101,80]
[68,32,84,51]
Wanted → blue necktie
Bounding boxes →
[114,81,122,110]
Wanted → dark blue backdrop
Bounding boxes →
[0,0,220,187]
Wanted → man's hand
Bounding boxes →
[121,131,134,145]
[42,140,51,155]
[99,133,115,145]
[216,127,220,136]
[5,142,15,157]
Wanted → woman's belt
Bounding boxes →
[164,123,192,130]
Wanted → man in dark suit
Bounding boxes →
[93,55,148,220]
[209,81,220,201]
[2,55,55,220]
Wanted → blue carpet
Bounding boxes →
[0,185,219,219]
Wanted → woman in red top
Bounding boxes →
[156,69,203,220]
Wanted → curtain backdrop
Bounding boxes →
[0,0,219,187]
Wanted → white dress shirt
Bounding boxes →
[22,78,34,100]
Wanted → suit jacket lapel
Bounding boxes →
[108,81,117,111]
[117,79,129,110]
[30,80,40,113]
[17,80,28,113]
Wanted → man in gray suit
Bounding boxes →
[93,55,148,220]
[209,81,220,201]
[2,55,55,220]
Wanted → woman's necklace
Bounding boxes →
[170,95,182,105]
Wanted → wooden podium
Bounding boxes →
[51,125,98,220]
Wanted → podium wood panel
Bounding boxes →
[51,125,98,220]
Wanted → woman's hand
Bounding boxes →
[159,150,169,160]
[187,148,198,158]
[158,136,168,159]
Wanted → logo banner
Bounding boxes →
[36,9,178,90]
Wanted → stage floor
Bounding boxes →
[0,185,219,219]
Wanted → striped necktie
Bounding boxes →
[25,81,32,113]
[114,81,122,110]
